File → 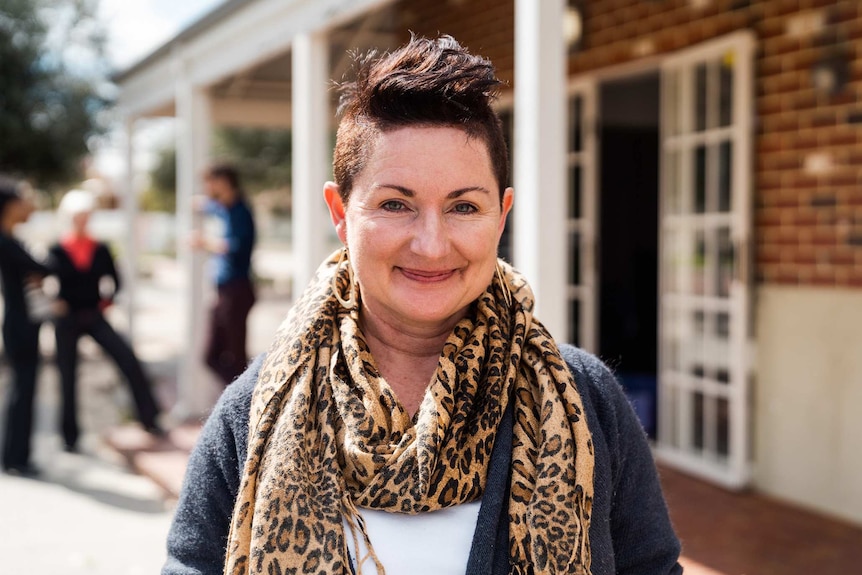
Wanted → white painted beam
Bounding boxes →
[291,31,333,296]
[513,0,568,341]
[173,75,220,420]
[121,119,138,342]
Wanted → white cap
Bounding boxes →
[59,189,96,216]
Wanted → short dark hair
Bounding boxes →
[333,35,508,204]
[0,175,22,220]
[205,163,242,193]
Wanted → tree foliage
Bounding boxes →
[212,127,292,196]
[144,127,293,212]
[0,0,110,192]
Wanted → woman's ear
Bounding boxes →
[498,187,514,238]
[323,182,347,244]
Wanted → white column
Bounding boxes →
[291,31,332,296]
[121,118,138,341]
[513,0,568,341]
[174,72,219,419]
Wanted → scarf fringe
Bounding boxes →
[343,493,386,575]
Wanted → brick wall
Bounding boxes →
[394,0,862,287]
[395,0,515,87]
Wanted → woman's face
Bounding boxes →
[71,211,90,234]
[325,125,513,333]
[8,197,34,225]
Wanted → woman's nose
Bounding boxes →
[410,212,450,259]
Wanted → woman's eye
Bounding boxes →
[453,203,478,214]
[382,200,406,211]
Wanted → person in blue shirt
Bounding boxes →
[191,164,256,385]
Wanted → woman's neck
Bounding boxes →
[359,306,456,416]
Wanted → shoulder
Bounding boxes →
[199,353,261,452]
[216,357,259,422]
[556,343,637,463]
[557,343,625,410]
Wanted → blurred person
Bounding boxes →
[164,37,682,575]
[0,176,58,476]
[191,163,257,385]
[48,189,162,452]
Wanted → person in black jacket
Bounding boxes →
[49,189,162,452]
[0,177,57,476]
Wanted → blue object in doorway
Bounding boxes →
[617,373,657,438]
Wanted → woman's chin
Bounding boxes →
[389,294,470,329]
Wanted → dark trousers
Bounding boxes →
[204,278,255,385]
[2,319,41,469]
[55,310,160,449]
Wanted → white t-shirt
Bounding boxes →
[345,500,483,575]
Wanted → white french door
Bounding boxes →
[566,81,598,352]
[655,32,755,488]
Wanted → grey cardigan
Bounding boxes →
[163,345,682,574]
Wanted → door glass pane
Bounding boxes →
[718,141,732,212]
[695,63,708,132]
[569,164,582,219]
[715,311,730,338]
[570,96,583,153]
[666,328,680,371]
[694,231,706,295]
[690,310,705,378]
[667,385,680,448]
[717,227,733,297]
[664,229,681,293]
[664,150,680,214]
[719,52,734,127]
[568,231,581,285]
[568,298,580,347]
[694,145,707,213]
[717,397,730,457]
[693,391,705,450]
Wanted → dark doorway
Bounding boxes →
[598,72,660,437]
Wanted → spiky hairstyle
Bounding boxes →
[333,35,508,203]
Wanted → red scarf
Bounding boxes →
[61,235,97,272]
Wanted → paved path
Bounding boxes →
[0,452,172,574]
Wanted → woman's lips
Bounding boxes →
[398,268,457,283]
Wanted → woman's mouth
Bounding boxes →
[398,268,457,283]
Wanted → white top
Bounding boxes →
[344,500,482,575]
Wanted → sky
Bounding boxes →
[99,0,221,69]
[92,0,222,179]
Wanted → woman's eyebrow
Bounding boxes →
[374,184,491,198]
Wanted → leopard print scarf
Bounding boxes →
[224,251,594,574]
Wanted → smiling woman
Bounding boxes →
[163,35,682,575]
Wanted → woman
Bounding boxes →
[48,190,162,452]
[0,177,54,476]
[164,36,682,575]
